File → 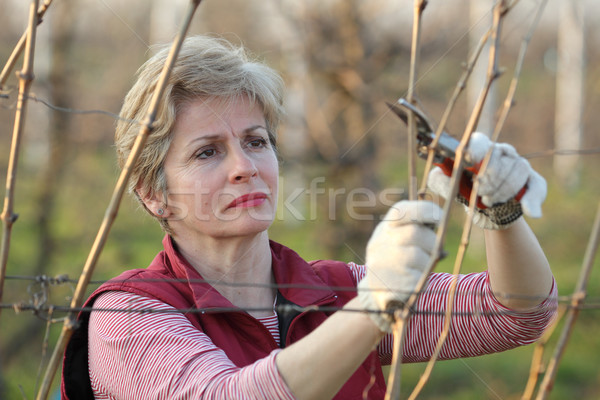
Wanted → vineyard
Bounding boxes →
[1,0,599,399]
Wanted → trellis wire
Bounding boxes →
[1,272,574,313]
[0,272,591,326]
[0,271,596,398]
[0,299,564,321]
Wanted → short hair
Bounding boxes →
[115,35,285,233]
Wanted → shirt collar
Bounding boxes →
[159,235,337,309]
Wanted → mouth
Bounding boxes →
[227,192,268,209]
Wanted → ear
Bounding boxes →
[136,184,170,218]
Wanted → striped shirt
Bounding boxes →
[88,265,557,399]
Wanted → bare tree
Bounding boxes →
[468,0,497,135]
[288,0,406,259]
[554,0,584,191]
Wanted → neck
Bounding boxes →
[172,231,276,317]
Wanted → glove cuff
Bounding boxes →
[357,278,396,333]
[457,194,523,230]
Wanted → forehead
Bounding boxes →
[174,96,265,135]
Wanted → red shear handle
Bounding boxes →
[437,158,527,210]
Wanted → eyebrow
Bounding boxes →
[239,125,269,137]
[184,125,268,148]
[244,125,268,134]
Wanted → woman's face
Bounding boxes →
[161,96,279,240]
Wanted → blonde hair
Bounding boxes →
[115,35,285,233]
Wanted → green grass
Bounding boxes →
[1,148,599,399]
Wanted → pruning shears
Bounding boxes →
[386,98,471,174]
[386,98,527,209]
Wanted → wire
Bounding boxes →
[3,273,576,303]
[0,91,140,124]
[3,273,595,321]
[2,300,567,319]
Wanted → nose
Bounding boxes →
[228,147,258,183]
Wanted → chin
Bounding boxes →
[238,219,274,236]
[213,215,274,239]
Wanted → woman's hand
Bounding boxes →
[358,200,442,332]
[427,132,547,229]
[424,133,553,309]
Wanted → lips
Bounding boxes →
[227,192,268,209]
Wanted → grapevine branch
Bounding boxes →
[521,306,565,400]
[0,0,53,92]
[535,201,600,400]
[0,0,41,319]
[408,1,512,397]
[410,1,549,397]
[35,1,203,399]
[385,1,427,399]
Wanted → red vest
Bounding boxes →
[61,236,387,399]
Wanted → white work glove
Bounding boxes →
[427,132,547,230]
[358,200,442,333]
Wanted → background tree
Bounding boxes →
[554,0,585,191]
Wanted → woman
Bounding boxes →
[61,36,557,399]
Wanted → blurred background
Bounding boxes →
[1,0,599,398]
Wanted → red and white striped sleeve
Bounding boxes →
[88,291,295,400]
[346,263,557,365]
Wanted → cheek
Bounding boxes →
[170,173,219,217]
[197,179,222,213]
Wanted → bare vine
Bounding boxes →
[35,1,203,399]
[0,0,41,319]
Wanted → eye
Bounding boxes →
[195,147,217,159]
[247,137,268,149]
